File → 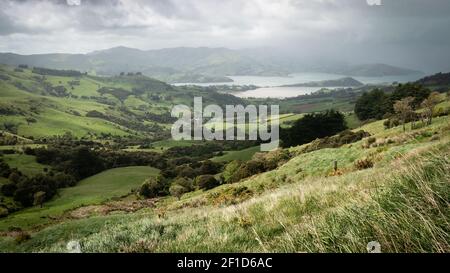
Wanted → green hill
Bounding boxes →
[0,166,159,232]
[0,64,245,140]
[0,112,448,252]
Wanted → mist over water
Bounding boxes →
[174,72,425,98]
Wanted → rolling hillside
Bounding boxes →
[0,64,245,139]
[0,111,448,252]
[0,166,159,232]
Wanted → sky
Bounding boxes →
[0,0,449,72]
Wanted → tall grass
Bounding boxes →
[279,149,450,253]
[38,145,449,253]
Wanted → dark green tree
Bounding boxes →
[355,89,391,120]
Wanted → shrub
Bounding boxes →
[301,130,370,153]
[1,183,17,197]
[23,147,35,155]
[434,107,450,118]
[197,160,221,175]
[196,175,220,191]
[8,170,22,183]
[173,177,194,191]
[139,177,166,198]
[14,231,31,244]
[53,173,77,188]
[175,165,197,179]
[13,174,57,207]
[169,184,190,200]
[222,160,242,183]
[208,186,253,206]
[354,158,374,170]
[0,207,8,218]
[229,160,266,183]
[367,137,376,145]
[33,191,46,208]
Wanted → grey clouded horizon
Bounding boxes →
[0,0,449,73]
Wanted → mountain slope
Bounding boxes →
[0,47,423,82]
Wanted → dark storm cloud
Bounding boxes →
[0,0,449,72]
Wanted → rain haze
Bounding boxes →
[0,0,449,73]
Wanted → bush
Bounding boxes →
[8,170,22,184]
[367,137,376,145]
[197,160,221,175]
[0,207,8,218]
[172,177,194,191]
[195,175,220,191]
[208,186,253,206]
[222,161,242,183]
[0,159,12,178]
[1,183,17,197]
[228,160,266,183]
[53,173,77,188]
[23,147,35,155]
[13,174,57,207]
[14,231,31,244]
[433,107,450,118]
[175,165,197,179]
[139,177,166,198]
[354,158,374,170]
[301,130,370,153]
[169,184,190,200]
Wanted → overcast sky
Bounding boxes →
[0,0,449,72]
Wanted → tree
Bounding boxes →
[355,89,391,120]
[8,170,22,184]
[421,92,441,125]
[33,191,46,208]
[13,174,57,207]
[1,183,17,197]
[69,147,104,179]
[390,83,431,109]
[393,97,414,132]
[281,110,347,148]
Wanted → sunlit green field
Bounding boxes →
[0,166,159,232]
[212,146,261,162]
[2,154,50,176]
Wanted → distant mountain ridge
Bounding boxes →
[0,46,423,83]
[416,72,450,86]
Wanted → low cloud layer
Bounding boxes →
[0,0,449,72]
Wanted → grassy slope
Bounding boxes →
[2,154,50,176]
[0,72,131,138]
[0,166,159,232]
[211,146,261,162]
[1,115,448,252]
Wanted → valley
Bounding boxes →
[0,63,449,253]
